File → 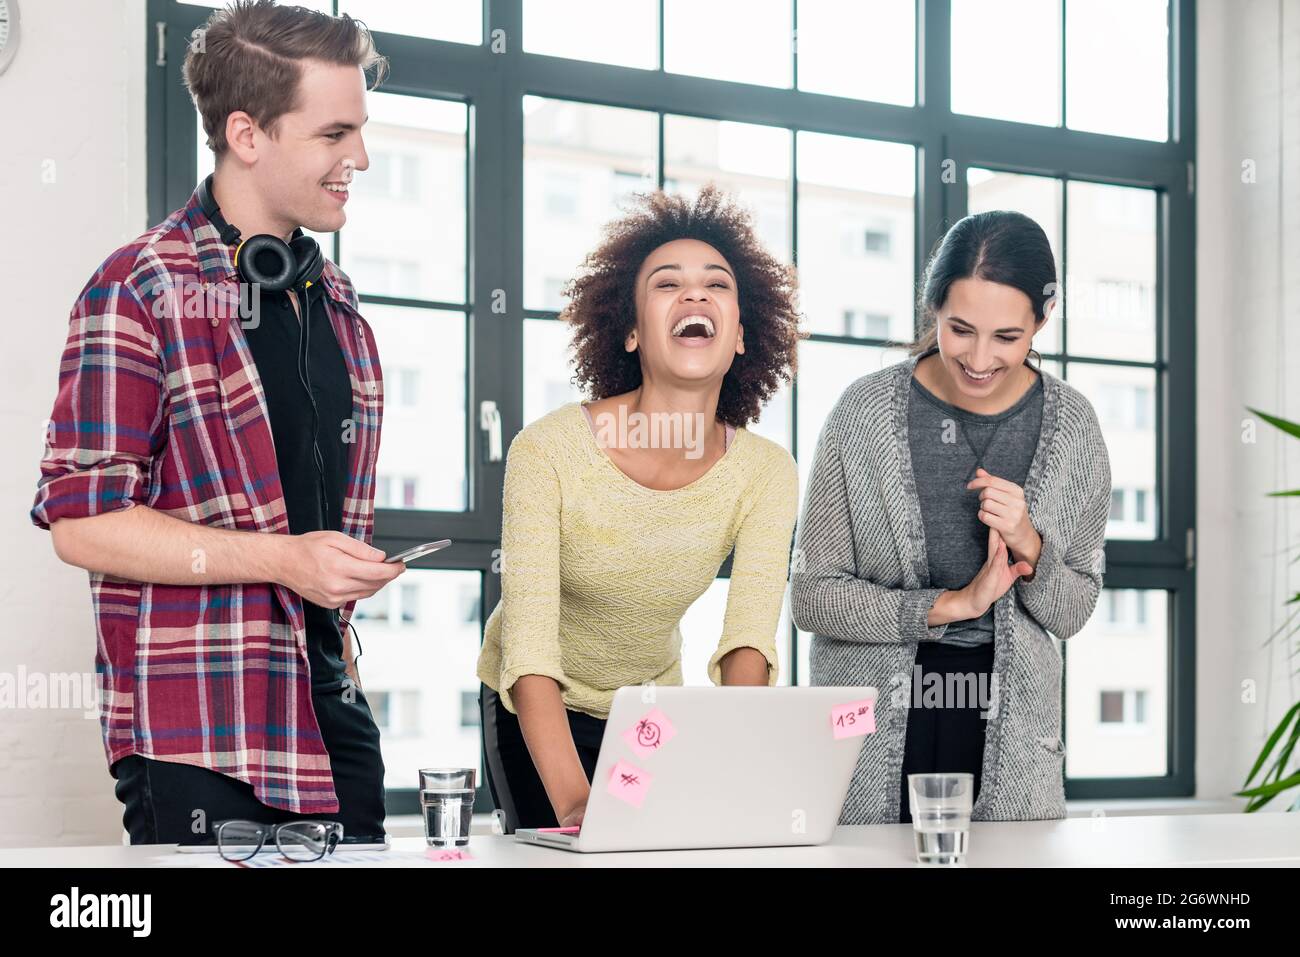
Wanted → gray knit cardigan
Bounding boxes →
[790,352,1111,824]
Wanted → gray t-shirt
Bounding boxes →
[907,365,1045,647]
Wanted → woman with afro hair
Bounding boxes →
[476,184,803,833]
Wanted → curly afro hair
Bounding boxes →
[560,183,803,428]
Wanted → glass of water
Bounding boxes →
[908,772,973,866]
[419,768,476,848]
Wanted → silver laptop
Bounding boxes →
[514,685,876,853]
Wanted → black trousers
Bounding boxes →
[899,640,994,824]
[111,684,387,845]
[479,682,606,834]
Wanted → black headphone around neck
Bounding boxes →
[197,173,324,293]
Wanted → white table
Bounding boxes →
[2,813,1297,867]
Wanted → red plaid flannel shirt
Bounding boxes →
[31,185,384,813]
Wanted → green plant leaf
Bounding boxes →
[1244,793,1274,812]
[1247,407,1300,440]
[1273,722,1300,785]
[1242,405,1300,813]
[1242,702,1300,786]
[1235,769,1300,799]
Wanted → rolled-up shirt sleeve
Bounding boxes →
[31,280,165,529]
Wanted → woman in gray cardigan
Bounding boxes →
[791,210,1111,824]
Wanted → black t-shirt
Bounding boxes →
[244,282,353,692]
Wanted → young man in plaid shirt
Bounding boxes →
[32,1,404,845]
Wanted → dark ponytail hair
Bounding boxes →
[911,210,1055,371]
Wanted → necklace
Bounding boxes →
[959,419,1003,484]
[944,364,1033,483]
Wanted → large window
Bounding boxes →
[152,0,1196,807]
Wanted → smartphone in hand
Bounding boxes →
[384,539,452,564]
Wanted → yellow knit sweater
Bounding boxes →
[476,402,800,718]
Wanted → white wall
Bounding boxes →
[0,0,148,846]
[1196,0,1300,811]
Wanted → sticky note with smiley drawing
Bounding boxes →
[622,707,677,758]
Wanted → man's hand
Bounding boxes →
[279,531,405,608]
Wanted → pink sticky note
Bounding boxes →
[537,826,581,834]
[606,759,653,808]
[831,698,877,739]
[622,707,678,758]
[426,848,473,862]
